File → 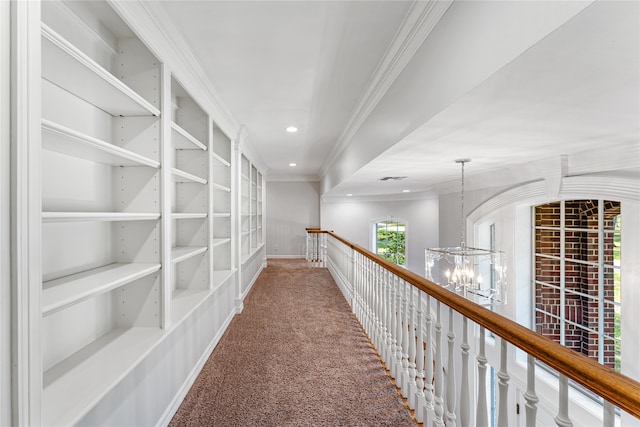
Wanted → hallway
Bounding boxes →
[169,259,414,426]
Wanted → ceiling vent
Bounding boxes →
[379,176,407,181]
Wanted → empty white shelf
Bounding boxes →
[42,263,161,317]
[172,168,207,185]
[171,122,207,151]
[171,212,208,220]
[212,238,231,248]
[212,212,231,218]
[41,24,160,117]
[171,246,208,264]
[212,269,236,292]
[211,151,231,167]
[42,119,160,168]
[211,182,231,192]
[42,212,160,222]
[42,327,164,427]
[171,288,210,324]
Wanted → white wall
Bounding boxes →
[1,1,10,424]
[266,181,320,258]
[321,197,439,275]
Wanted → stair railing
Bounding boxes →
[314,229,640,426]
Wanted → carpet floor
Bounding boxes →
[169,258,415,426]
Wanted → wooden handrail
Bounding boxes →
[322,230,640,419]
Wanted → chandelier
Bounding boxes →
[425,159,506,305]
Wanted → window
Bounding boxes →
[533,200,621,370]
[373,219,406,267]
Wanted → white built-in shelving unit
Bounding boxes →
[169,76,211,324]
[240,154,251,261]
[257,170,264,246]
[240,154,264,262]
[211,126,233,285]
[41,2,162,424]
[32,1,237,425]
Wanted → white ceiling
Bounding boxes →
[157,0,639,197]
[160,0,414,179]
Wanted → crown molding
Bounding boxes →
[265,174,321,183]
[109,1,240,142]
[319,0,453,178]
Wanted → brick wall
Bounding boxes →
[534,200,619,368]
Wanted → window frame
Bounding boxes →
[532,199,621,370]
[370,217,408,268]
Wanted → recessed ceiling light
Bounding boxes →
[347,194,353,197]
[286,126,298,133]
[403,189,411,193]
[289,163,296,167]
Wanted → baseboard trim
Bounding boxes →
[266,254,305,259]
[240,261,264,302]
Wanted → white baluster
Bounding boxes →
[434,301,445,427]
[554,374,573,427]
[446,308,458,427]
[524,354,539,427]
[400,281,411,397]
[369,260,376,341]
[364,258,372,337]
[313,233,318,264]
[407,286,418,409]
[424,296,435,426]
[603,401,614,427]
[352,253,358,318]
[375,264,383,352]
[359,254,365,322]
[362,256,371,337]
[394,277,404,381]
[349,247,355,305]
[415,290,426,423]
[386,276,398,378]
[460,317,470,427]
[354,254,360,318]
[379,268,387,362]
[497,338,510,427]
[476,327,488,427]
[358,254,364,323]
[384,271,393,369]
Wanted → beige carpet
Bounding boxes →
[169,258,414,426]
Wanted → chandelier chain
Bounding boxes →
[460,160,465,248]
